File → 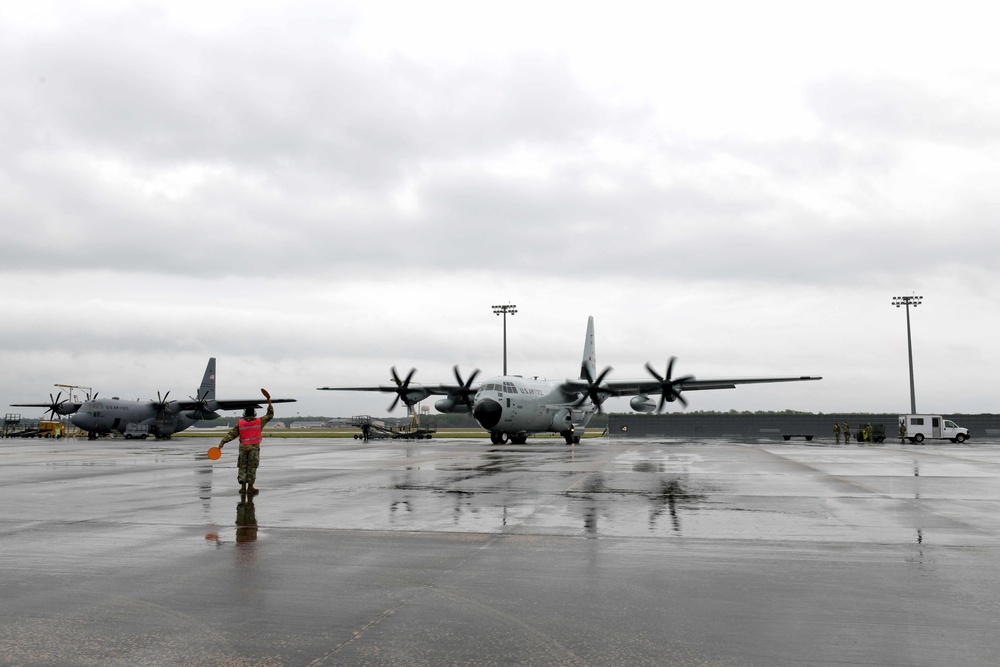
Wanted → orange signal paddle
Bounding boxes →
[207,446,222,460]
[261,388,271,400]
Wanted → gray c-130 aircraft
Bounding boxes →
[12,357,296,440]
[319,316,822,445]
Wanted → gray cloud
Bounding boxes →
[804,74,1000,145]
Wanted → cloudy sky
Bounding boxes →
[2,0,998,420]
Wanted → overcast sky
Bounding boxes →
[2,0,998,421]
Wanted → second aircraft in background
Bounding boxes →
[12,358,296,440]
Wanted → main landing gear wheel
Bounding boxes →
[490,432,509,445]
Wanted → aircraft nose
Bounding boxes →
[473,398,502,429]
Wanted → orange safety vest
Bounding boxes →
[238,418,263,447]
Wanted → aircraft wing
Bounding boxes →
[10,402,82,415]
[318,366,483,413]
[195,398,297,411]
[317,384,479,395]
[603,376,822,397]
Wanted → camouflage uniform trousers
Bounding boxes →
[237,445,261,485]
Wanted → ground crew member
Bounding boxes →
[218,392,274,495]
[843,422,851,443]
[833,422,841,443]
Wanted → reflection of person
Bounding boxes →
[833,422,841,443]
[236,496,257,543]
[218,393,274,495]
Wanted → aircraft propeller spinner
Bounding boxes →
[645,357,694,411]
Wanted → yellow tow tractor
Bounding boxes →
[38,421,66,438]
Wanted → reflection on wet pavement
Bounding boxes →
[3,437,1000,666]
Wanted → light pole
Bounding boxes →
[892,295,923,414]
[491,303,517,375]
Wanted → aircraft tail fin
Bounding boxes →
[580,316,596,381]
[198,358,217,401]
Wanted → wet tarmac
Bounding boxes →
[2,436,999,666]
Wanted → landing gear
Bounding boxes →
[490,431,509,445]
[562,431,581,445]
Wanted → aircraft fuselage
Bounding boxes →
[71,399,198,438]
[471,375,594,444]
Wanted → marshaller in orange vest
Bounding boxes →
[218,393,274,495]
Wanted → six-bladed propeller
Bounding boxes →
[572,365,615,413]
[152,391,173,416]
[388,366,418,412]
[451,365,481,411]
[645,357,694,411]
[186,388,218,420]
[43,392,67,419]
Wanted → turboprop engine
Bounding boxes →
[434,397,471,414]
[630,396,657,413]
[183,410,221,421]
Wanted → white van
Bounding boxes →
[899,415,970,443]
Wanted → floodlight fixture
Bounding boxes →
[491,303,518,375]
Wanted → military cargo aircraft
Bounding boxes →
[12,358,295,440]
[319,316,822,444]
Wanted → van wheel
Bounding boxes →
[914,433,924,443]
[956,433,967,443]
